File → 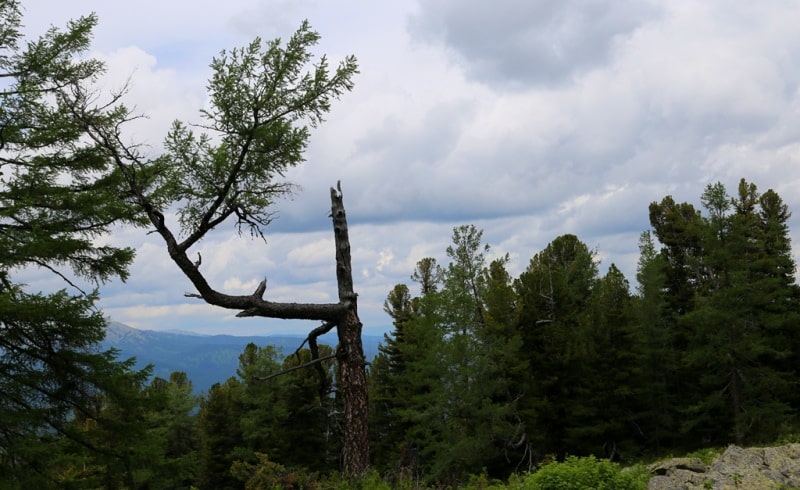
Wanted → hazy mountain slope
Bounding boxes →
[102,322,383,393]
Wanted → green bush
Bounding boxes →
[514,456,649,490]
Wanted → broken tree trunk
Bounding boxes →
[330,182,369,476]
[136,180,370,476]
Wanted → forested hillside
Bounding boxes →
[368,179,800,485]
[101,322,382,393]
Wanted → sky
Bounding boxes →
[16,0,800,336]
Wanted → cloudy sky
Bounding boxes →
[18,0,800,336]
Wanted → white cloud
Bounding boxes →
[14,0,800,338]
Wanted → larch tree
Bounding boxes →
[68,21,366,473]
[0,2,150,484]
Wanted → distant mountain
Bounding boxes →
[101,322,383,394]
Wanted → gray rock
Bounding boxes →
[646,443,800,490]
[648,457,707,475]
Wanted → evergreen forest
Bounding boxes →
[2,1,800,488]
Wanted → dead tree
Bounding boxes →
[138,181,369,475]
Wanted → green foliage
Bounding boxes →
[6,2,800,482]
[371,227,528,483]
[197,342,340,487]
[0,2,154,484]
[672,180,799,446]
[371,179,800,485]
[143,20,358,243]
[140,372,201,488]
[89,14,362,476]
[0,1,143,281]
[515,234,605,459]
[198,378,245,490]
[231,452,321,490]
[516,456,649,490]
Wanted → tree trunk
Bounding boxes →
[128,177,370,475]
[330,183,369,476]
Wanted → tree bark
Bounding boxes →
[330,182,369,476]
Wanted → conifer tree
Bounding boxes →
[76,18,365,475]
[142,372,201,489]
[370,259,443,479]
[644,179,800,448]
[0,2,150,483]
[515,234,599,460]
[374,227,526,483]
[370,283,419,473]
[680,180,798,445]
[633,231,675,452]
[198,378,245,490]
[575,264,645,459]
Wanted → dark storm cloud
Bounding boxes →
[408,0,660,87]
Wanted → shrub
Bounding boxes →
[515,455,649,490]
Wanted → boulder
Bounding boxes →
[646,443,800,489]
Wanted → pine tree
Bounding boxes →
[236,343,284,465]
[198,379,245,490]
[644,179,800,448]
[756,187,800,415]
[375,227,526,484]
[477,258,528,474]
[141,372,201,489]
[515,234,599,460]
[574,264,645,459]
[633,231,676,452]
[370,283,418,473]
[680,180,798,445]
[647,194,708,449]
[370,259,443,480]
[272,346,339,471]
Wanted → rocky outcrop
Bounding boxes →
[647,443,800,489]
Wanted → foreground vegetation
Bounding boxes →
[2,1,799,487]
[226,456,653,489]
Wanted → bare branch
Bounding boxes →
[253,279,266,298]
[29,259,89,296]
[254,352,337,382]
